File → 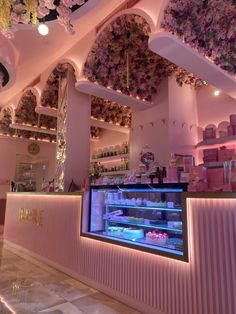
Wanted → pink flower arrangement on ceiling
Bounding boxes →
[84,14,206,102]
[91,97,132,128]
[162,0,236,76]
[15,90,38,125]
[0,0,87,38]
[0,108,15,136]
[15,90,57,130]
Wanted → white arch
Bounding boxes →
[0,104,15,122]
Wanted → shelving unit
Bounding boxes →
[91,154,129,163]
[101,170,129,176]
[35,106,57,117]
[91,117,130,134]
[196,135,236,148]
[76,79,155,111]
[10,123,57,135]
[106,219,182,233]
[105,204,182,212]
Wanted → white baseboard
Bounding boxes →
[3,240,165,314]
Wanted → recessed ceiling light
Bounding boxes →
[38,24,49,36]
[213,90,221,96]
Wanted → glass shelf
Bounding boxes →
[91,231,183,256]
[106,219,183,232]
[105,204,182,212]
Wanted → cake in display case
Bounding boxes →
[83,184,188,261]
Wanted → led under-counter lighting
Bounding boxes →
[213,90,221,96]
[38,24,49,36]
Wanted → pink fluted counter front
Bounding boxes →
[4,192,236,314]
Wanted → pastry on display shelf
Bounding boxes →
[123,228,144,240]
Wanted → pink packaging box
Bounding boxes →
[189,166,207,181]
[207,168,224,189]
[218,148,235,161]
[230,114,236,125]
[227,125,236,136]
[166,166,178,182]
[203,128,216,140]
[203,148,218,162]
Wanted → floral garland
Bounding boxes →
[91,96,132,127]
[0,0,88,39]
[84,14,206,102]
[162,0,236,76]
[41,63,74,109]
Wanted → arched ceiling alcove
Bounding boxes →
[83,13,205,103]
[162,0,235,77]
[40,63,75,110]
[91,96,132,128]
[149,0,236,98]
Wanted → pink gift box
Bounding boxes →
[188,181,208,192]
[189,166,207,181]
[227,125,236,136]
[203,128,216,140]
[218,148,235,161]
[207,168,224,189]
[203,148,218,162]
[230,114,236,125]
[166,166,178,182]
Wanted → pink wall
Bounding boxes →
[197,85,236,128]
[168,77,198,158]
[4,193,236,314]
[130,77,198,168]
[130,78,170,168]
[0,137,56,198]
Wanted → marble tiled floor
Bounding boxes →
[0,238,140,314]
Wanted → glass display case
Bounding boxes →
[82,184,189,262]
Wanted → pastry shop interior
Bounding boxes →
[0,1,236,314]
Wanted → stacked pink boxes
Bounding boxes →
[227,114,236,136]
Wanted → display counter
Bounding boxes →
[82,183,188,261]
[3,190,236,314]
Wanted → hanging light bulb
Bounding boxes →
[213,90,221,96]
[38,23,49,36]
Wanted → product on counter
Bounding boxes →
[167,221,182,228]
[145,231,169,245]
[128,217,145,223]
[107,226,124,236]
[149,219,167,225]
[123,228,144,240]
